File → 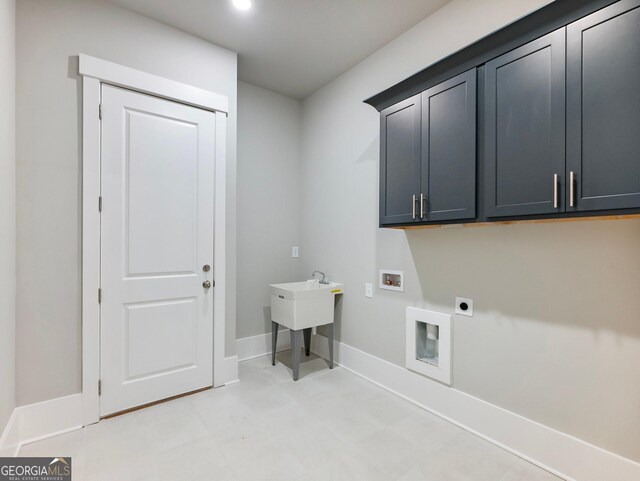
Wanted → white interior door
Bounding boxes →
[100,84,215,416]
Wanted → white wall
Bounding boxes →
[15,0,237,406]
[0,0,16,433]
[301,0,640,463]
[237,82,305,339]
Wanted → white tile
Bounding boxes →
[0,447,16,457]
[414,431,519,481]
[196,395,257,434]
[240,383,295,413]
[354,428,423,479]
[260,402,320,440]
[15,356,559,481]
[339,377,386,405]
[396,468,430,481]
[309,447,388,481]
[214,418,276,463]
[238,355,271,377]
[320,405,387,445]
[230,371,275,395]
[191,465,240,481]
[278,421,349,471]
[499,459,562,481]
[145,413,210,453]
[85,457,158,481]
[356,392,416,426]
[228,445,307,481]
[390,411,460,455]
[84,426,153,474]
[274,352,335,382]
[154,434,227,481]
[258,359,302,385]
[276,375,331,402]
[299,389,358,421]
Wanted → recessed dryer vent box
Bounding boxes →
[379,270,404,292]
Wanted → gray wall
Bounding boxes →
[236,82,305,340]
[300,0,640,463]
[0,0,16,433]
[15,0,238,406]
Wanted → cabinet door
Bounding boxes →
[484,29,566,218]
[421,69,477,222]
[567,0,640,212]
[380,95,421,225]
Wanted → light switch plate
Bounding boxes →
[455,297,473,317]
[365,283,373,298]
[292,246,299,258]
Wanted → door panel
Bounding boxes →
[126,111,198,276]
[567,0,640,211]
[422,69,477,222]
[100,85,215,416]
[126,298,197,379]
[380,95,421,225]
[485,29,566,217]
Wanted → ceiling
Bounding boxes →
[107,0,451,99]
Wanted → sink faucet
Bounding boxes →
[311,270,329,284]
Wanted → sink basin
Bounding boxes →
[270,281,343,331]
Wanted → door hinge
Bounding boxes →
[99,104,103,120]
[98,288,102,304]
[98,380,102,396]
[98,196,102,212]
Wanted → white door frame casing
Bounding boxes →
[79,54,229,426]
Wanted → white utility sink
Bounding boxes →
[270,280,343,331]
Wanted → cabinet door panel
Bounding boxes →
[567,0,640,211]
[485,29,566,217]
[380,95,421,225]
[422,69,477,222]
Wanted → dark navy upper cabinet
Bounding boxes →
[379,95,421,225]
[379,71,477,226]
[421,69,477,222]
[373,0,640,228]
[566,0,640,212]
[484,29,566,218]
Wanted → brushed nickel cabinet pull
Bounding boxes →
[420,193,425,218]
[553,174,558,208]
[569,171,575,207]
[412,194,416,219]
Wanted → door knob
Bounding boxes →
[203,280,212,289]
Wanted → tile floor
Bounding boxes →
[19,353,562,481]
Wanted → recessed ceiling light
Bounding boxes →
[232,0,252,11]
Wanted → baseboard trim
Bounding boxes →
[236,331,291,362]
[0,394,84,456]
[310,334,640,481]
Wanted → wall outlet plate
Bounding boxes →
[455,297,473,317]
[365,283,373,298]
[379,269,404,291]
[292,246,299,258]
